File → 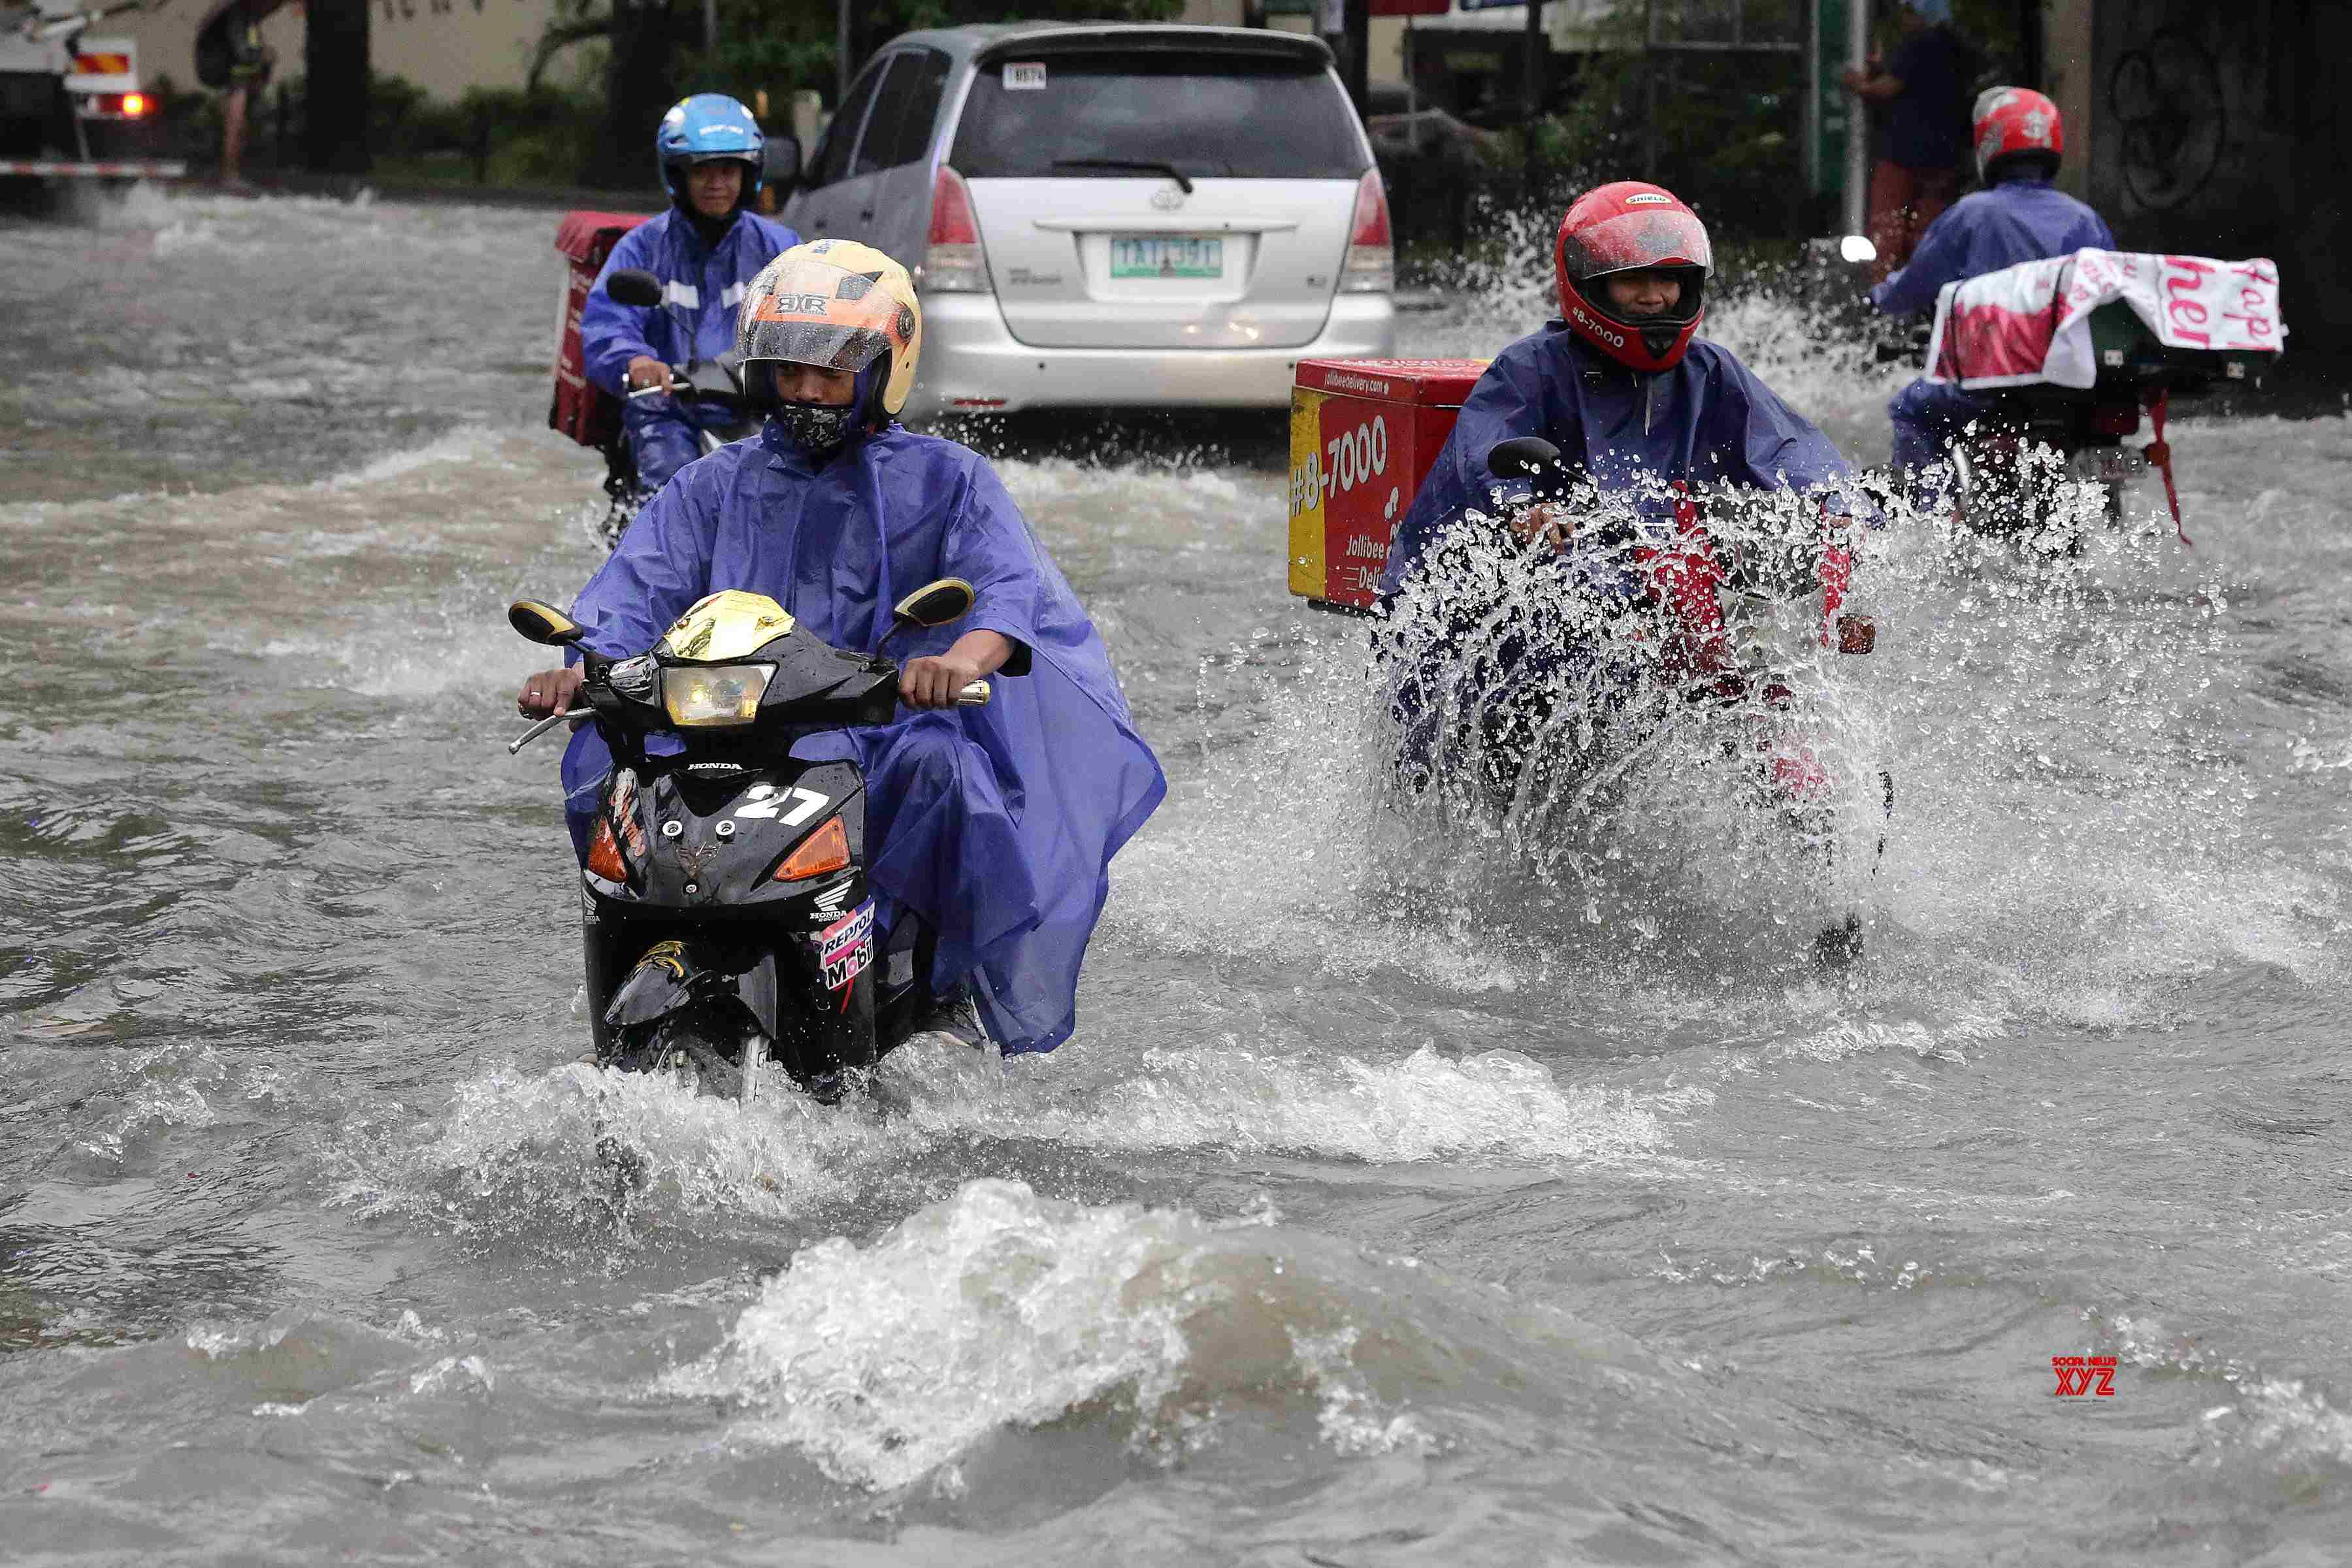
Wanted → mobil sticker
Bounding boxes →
[1286,357,1486,613]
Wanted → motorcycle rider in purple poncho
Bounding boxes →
[517,240,1166,1056]
[1378,182,1858,784]
[1869,87,2114,477]
[579,94,799,494]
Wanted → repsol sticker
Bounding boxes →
[819,900,875,967]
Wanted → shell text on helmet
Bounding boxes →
[1624,193,1672,205]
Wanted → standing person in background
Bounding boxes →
[1842,0,1972,285]
[194,0,283,193]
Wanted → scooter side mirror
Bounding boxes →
[1838,234,1878,266]
[1488,436,1565,480]
[606,267,664,308]
[891,578,975,631]
[510,600,586,645]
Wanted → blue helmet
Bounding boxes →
[655,93,764,211]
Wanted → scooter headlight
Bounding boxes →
[662,663,772,727]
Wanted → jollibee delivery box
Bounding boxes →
[1286,357,1488,612]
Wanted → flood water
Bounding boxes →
[3,188,2349,1564]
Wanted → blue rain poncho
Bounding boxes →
[1869,174,2115,319]
[559,422,1166,1055]
[580,208,801,393]
[1870,176,2117,471]
[1380,323,1855,604]
[1376,325,1856,781]
[580,208,801,490]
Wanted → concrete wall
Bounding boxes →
[370,0,557,98]
[2056,0,2349,350]
[121,0,559,101]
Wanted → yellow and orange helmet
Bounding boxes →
[734,239,923,421]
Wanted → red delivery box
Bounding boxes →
[1287,358,1488,612]
[550,210,651,448]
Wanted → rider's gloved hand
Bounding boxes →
[517,666,585,718]
[625,355,677,394]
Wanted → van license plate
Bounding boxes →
[1111,237,1222,279]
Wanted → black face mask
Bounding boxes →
[769,399,857,457]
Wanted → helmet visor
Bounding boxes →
[1561,205,1712,283]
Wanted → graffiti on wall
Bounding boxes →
[2106,28,2225,212]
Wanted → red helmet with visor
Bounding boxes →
[1554,181,1712,373]
[1972,86,2064,182]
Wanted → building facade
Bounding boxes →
[2044,0,2347,350]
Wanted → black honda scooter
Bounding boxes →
[508,580,1000,1102]
[591,267,761,552]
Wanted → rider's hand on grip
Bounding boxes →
[626,355,678,395]
[518,665,586,718]
[900,651,990,710]
[1511,502,1573,553]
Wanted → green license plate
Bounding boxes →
[1111,236,1223,279]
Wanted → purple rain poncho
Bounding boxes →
[559,421,1165,1054]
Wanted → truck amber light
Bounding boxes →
[587,817,629,883]
[773,817,849,881]
[122,91,148,118]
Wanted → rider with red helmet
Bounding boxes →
[1871,88,2115,475]
[1379,182,1859,784]
[1384,181,1855,594]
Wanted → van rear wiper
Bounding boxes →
[1049,157,1194,194]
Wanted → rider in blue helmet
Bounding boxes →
[580,93,800,497]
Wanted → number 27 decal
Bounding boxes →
[734,785,828,825]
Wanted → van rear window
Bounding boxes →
[951,54,1367,180]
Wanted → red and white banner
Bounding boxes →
[1925,250,2283,389]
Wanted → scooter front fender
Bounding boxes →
[604,939,708,1030]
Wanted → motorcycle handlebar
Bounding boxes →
[507,682,989,753]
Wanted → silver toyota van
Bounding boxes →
[781,24,1396,421]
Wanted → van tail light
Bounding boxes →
[924,165,990,293]
[1339,168,1394,294]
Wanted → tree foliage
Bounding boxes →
[1529,0,2031,238]
[540,0,1183,185]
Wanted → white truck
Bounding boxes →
[0,0,183,180]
